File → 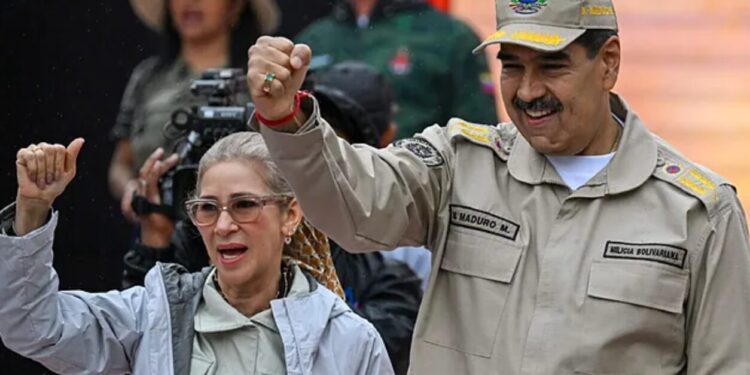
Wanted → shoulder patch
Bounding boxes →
[653,146,730,213]
[447,119,515,160]
[392,138,445,167]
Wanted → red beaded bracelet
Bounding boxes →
[255,91,310,128]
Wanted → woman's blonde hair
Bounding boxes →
[196,131,292,197]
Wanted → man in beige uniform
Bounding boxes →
[244,0,750,373]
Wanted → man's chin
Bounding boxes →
[526,137,572,156]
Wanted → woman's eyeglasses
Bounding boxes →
[184,194,291,227]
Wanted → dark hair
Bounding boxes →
[158,1,261,70]
[575,29,619,59]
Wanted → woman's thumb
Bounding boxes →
[65,138,85,172]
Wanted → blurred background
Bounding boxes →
[0,0,748,373]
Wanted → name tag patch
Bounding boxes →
[604,241,687,269]
[450,205,519,241]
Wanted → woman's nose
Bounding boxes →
[213,210,237,235]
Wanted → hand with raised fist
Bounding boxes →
[14,138,85,235]
[247,36,312,124]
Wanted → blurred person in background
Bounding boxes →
[109,0,279,222]
[0,133,393,375]
[245,0,750,371]
[296,0,497,140]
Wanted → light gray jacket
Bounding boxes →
[0,208,393,375]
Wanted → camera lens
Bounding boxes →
[171,109,191,130]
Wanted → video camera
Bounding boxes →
[132,68,254,221]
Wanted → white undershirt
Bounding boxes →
[546,153,615,190]
[545,115,624,191]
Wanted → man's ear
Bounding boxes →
[600,36,621,90]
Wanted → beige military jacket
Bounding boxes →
[259,94,750,374]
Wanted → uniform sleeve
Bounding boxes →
[447,23,497,125]
[0,211,147,375]
[110,57,159,141]
[259,97,453,252]
[686,186,750,374]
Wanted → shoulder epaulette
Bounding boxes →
[652,142,732,215]
[447,118,517,160]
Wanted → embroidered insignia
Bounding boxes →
[456,121,494,144]
[510,31,565,46]
[389,47,412,76]
[665,164,682,175]
[450,205,520,241]
[581,5,615,16]
[484,30,506,42]
[676,168,717,197]
[393,138,444,167]
[604,241,687,269]
[509,0,548,15]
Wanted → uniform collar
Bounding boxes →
[332,0,429,25]
[508,93,657,196]
[194,265,310,333]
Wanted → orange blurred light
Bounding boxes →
[429,0,450,12]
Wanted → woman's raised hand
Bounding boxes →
[14,138,84,235]
[247,36,311,121]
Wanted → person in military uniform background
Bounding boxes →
[296,0,498,139]
[244,0,750,373]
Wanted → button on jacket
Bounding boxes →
[259,93,750,374]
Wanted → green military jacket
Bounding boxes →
[296,0,497,139]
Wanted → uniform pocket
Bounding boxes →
[422,227,523,357]
[587,261,688,314]
[576,261,689,374]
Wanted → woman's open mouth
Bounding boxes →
[216,243,248,266]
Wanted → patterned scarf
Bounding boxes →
[283,219,344,299]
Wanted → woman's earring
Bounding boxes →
[284,236,292,245]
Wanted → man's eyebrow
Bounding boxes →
[496,51,517,61]
[537,51,571,62]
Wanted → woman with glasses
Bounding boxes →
[0,133,393,375]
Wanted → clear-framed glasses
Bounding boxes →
[184,194,292,227]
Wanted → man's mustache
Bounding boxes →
[512,96,563,113]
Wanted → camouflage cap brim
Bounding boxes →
[473,23,586,54]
